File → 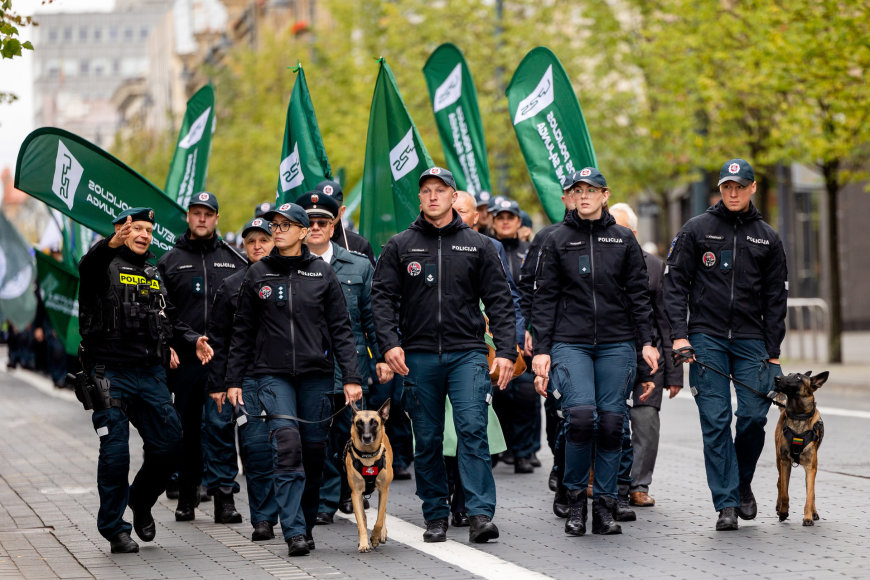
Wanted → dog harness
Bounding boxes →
[344,441,387,496]
[782,405,824,466]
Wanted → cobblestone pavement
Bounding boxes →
[1,349,868,579]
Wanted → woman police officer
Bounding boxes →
[531,168,658,536]
[225,203,362,556]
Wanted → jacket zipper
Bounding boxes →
[201,251,209,331]
[437,235,443,356]
[728,222,737,340]
[289,272,296,374]
[589,230,598,345]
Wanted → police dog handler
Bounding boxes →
[664,159,787,531]
[531,168,659,537]
[372,167,516,544]
[225,203,362,557]
[77,208,212,553]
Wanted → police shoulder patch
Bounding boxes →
[667,236,678,260]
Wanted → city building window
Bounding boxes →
[48,28,58,43]
[112,59,120,73]
[109,26,118,40]
[79,26,88,41]
[94,28,102,42]
[80,60,90,75]
[124,27,133,40]
[63,27,72,41]
[140,27,148,40]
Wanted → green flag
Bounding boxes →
[34,252,81,356]
[361,58,434,254]
[61,216,94,268]
[165,84,216,208]
[0,209,37,329]
[276,64,331,205]
[506,47,597,222]
[423,43,492,196]
[14,127,188,258]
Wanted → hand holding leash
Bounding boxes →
[672,341,695,365]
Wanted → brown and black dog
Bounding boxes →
[772,370,828,526]
[345,399,393,552]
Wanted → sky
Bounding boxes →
[0,0,116,175]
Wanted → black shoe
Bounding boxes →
[468,515,499,543]
[738,484,757,520]
[213,491,243,524]
[165,474,180,500]
[175,503,195,522]
[109,531,139,554]
[613,494,636,522]
[514,457,534,474]
[548,466,559,492]
[716,507,739,531]
[500,451,515,465]
[591,497,622,535]
[339,497,370,514]
[564,489,587,536]
[530,453,542,468]
[305,533,315,550]
[553,486,570,519]
[251,521,274,541]
[287,534,310,556]
[198,485,210,502]
[451,512,469,527]
[422,518,448,543]
[129,502,156,542]
[315,512,334,525]
[393,465,412,480]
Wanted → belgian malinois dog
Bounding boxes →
[773,371,828,526]
[345,399,393,552]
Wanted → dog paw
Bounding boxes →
[777,511,789,521]
[802,518,814,527]
[813,512,819,521]
[358,542,372,553]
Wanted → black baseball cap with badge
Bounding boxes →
[717,158,755,187]
[241,217,272,238]
[314,180,344,204]
[475,190,492,208]
[493,199,521,218]
[419,167,457,190]
[296,191,339,220]
[113,207,155,224]
[264,202,310,228]
[254,202,275,218]
[188,191,219,212]
[562,167,607,190]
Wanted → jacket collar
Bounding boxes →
[707,200,763,224]
[331,242,356,264]
[408,210,467,237]
[261,244,317,271]
[118,244,153,266]
[563,209,616,232]
[175,229,221,252]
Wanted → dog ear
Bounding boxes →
[804,370,812,377]
[810,371,829,390]
[378,398,391,422]
[350,400,360,414]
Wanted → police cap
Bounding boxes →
[113,207,155,225]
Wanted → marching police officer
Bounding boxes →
[157,192,247,523]
[78,208,211,553]
[372,167,516,544]
[313,180,376,266]
[664,159,788,531]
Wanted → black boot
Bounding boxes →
[129,500,156,542]
[738,484,757,520]
[251,521,274,541]
[548,466,559,492]
[175,487,199,521]
[110,531,139,553]
[564,489,587,536]
[423,518,448,542]
[716,507,739,531]
[213,491,243,524]
[613,493,636,522]
[287,534,310,556]
[514,456,534,474]
[591,497,622,535]
[468,515,499,543]
[553,486,570,518]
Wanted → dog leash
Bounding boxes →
[233,403,349,426]
[673,346,785,409]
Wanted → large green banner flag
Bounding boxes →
[423,43,492,196]
[361,58,434,254]
[15,127,187,258]
[61,216,94,268]
[0,210,37,328]
[506,47,598,222]
[34,252,81,356]
[276,64,331,205]
[165,84,216,208]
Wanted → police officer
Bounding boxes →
[531,168,658,537]
[372,167,516,544]
[225,203,362,557]
[157,191,247,523]
[312,180,376,266]
[293,191,393,524]
[664,159,788,531]
[78,208,210,553]
[207,217,277,541]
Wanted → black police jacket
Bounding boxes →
[332,222,376,266]
[225,246,362,389]
[498,236,530,283]
[532,210,653,355]
[371,211,517,361]
[78,238,188,367]
[206,268,245,393]
[663,201,788,358]
[517,215,565,324]
[157,231,246,358]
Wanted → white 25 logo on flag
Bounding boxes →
[389,129,419,181]
[433,63,463,113]
[280,142,305,192]
[178,107,212,149]
[513,65,554,125]
[52,140,83,211]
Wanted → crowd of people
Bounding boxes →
[3,157,788,555]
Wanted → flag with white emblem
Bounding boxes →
[165,84,216,208]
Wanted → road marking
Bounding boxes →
[335,512,551,580]
[670,391,870,419]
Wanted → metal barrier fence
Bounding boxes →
[782,298,830,362]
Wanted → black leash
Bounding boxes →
[234,402,349,426]
[673,346,785,409]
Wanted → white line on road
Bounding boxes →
[335,512,551,580]
[669,390,870,419]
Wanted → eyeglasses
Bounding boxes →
[269,221,300,232]
[308,219,332,229]
[569,186,603,197]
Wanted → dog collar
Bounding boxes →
[785,402,816,421]
[351,443,385,459]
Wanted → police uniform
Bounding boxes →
[156,192,247,522]
[225,203,361,553]
[313,180,377,266]
[371,168,516,543]
[78,207,184,553]
[664,159,788,524]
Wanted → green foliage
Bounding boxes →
[1,0,35,60]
